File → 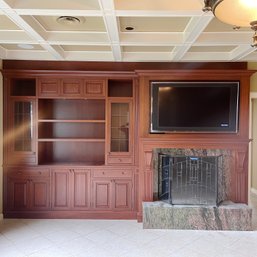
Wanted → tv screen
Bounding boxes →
[150,81,239,133]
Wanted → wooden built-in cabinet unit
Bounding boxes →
[3,70,137,219]
[2,61,254,220]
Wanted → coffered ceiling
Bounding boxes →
[0,0,257,62]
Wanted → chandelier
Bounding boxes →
[203,0,257,47]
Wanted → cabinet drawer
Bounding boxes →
[107,156,133,164]
[93,169,132,178]
[7,168,50,177]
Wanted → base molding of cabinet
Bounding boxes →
[137,212,143,222]
[3,211,137,220]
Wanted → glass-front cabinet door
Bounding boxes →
[107,99,134,165]
[6,99,36,165]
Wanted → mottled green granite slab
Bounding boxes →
[143,201,252,231]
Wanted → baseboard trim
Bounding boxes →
[250,188,257,197]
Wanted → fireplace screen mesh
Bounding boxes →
[158,155,221,205]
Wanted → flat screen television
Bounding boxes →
[150,81,240,133]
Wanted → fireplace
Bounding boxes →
[158,154,222,205]
[143,148,252,231]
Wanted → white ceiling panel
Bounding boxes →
[0,0,256,61]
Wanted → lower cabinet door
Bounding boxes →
[113,179,132,211]
[92,178,133,211]
[52,169,71,210]
[30,178,50,210]
[92,179,112,210]
[52,168,91,210]
[72,169,90,209]
[7,177,30,211]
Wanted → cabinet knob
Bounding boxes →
[119,159,122,162]
[122,172,125,175]
[102,172,105,175]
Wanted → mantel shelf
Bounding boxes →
[38,119,106,123]
[38,138,105,142]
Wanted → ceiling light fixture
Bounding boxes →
[56,16,84,25]
[125,26,135,31]
[203,0,257,47]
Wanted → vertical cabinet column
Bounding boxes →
[5,78,37,165]
[107,79,135,165]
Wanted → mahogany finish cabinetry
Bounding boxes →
[5,167,50,212]
[92,168,133,211]
[3,73,137,219]
[52,168,91,210]
[5,78,37,165]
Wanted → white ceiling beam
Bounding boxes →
[98,0,122,61]
[230,45,256,61]
[115,10,203,17]
[0,45,7,58]
[181,52,231,61]
[14,9,103,16]
[172,14,213,61]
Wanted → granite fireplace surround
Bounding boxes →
[143,148,252,231]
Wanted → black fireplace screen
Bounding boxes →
[158,155,221,205]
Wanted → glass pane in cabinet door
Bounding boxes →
[14,101,33,151]
[110,103,129,152]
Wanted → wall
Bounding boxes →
[248,62,257,92]
[248,63,257,193]
[0,60,3,219]
[252,100,257,191]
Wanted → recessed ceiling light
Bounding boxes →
[57,16,85,25]
[17,44,34,49]
[125,26,135,31]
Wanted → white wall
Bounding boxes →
[0,60,3,219]
[252,99,257,191]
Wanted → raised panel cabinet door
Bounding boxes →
[6,177,30,211]
[30,178,50,210]
[113,179,132,211]
[72,169,90,209]
[92,179,112,210]
[38,78,60,97]
[52,169,70,210]
[61,79,83,97]
[84,80,106,97]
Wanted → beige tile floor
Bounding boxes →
[0,194,257,257]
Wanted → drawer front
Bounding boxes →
[93,169,132,178]
[107,156,133,164]
[7,168,50,177]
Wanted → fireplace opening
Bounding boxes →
[158,154,222,205]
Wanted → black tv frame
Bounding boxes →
[150,81,240,133]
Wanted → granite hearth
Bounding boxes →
[143,201,252,230]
